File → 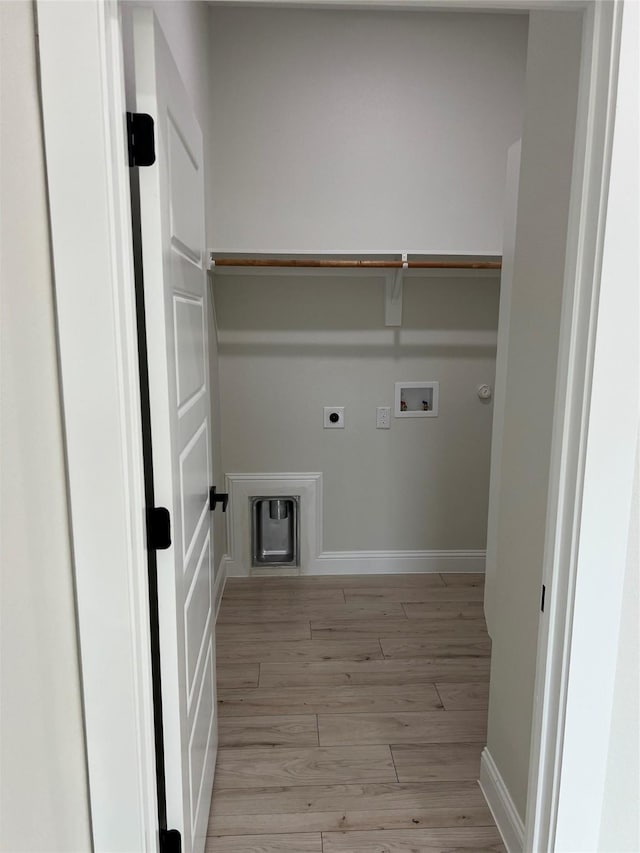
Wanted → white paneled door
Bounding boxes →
[133,11,217,853]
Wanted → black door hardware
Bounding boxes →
[147,507,171,550]
[127,112,156,167]
[160,828,181,853]
[209,486,229,512]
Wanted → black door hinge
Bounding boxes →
[159,828,181,853]
[209,486,229,512]
[541,584,546,613]
[127,112,156,167]
[147,507,171,551]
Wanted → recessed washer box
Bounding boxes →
[250,496,300,567]
[395,381,439,417]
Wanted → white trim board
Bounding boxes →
[480,748,525,853]
[223,550,485,577]
[211,266,501,280]
[551,2,638,845]
[224,473,323,576]
[314,550,485,574]
[524,4,626,850]
[223,472,484,576]
[36,1,158,849]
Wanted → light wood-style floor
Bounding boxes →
[206,572,503,853]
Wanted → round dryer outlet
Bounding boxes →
[323,407,345,428]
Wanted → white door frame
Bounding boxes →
[37,2,158,850]
[529,1,637,847]
[522,1,624,847]
[36,1,624,851]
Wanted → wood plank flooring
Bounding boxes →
[207,572,502,853]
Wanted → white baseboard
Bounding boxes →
[314,549,485,575]
[223,550,485,577]
[222,555,244,578]
[250,566,300,577]
[479,748,525,853]
[213,555,228,619]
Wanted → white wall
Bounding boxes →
[484,9,583,822]
[122,0,227,576]
[208,8,527,254]
[0,3,92,850]
[216,273,499,553]
[555,2,639,844]
[598,446,639,850]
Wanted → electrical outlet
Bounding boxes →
[324,407,345,428]
[376,406,391,429]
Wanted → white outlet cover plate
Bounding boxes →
[324,407,345,428]
[376,407,391,429]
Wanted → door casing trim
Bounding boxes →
[37,1,158,849]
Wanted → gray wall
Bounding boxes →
[484,10,583,821]
[208,7,527,254]
[209,7,526,557]
[216,274,499,551]
[0,3,92,850]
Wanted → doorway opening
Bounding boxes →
[35,0,624,846]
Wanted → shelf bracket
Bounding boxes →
[385,252,407,326]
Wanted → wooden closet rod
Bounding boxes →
[211,256,502,270]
